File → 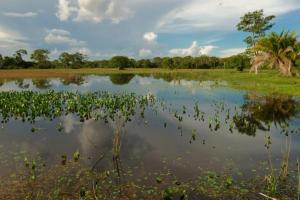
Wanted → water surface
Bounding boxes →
[0,74,299,182]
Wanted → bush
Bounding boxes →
[110,56,132,70]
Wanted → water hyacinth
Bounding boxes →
[0,91,157,124]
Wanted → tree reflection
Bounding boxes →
[61,75,85,86]
[109,74,135,85]
[15,80,30,89]
[233,94,300,136]
[32,79,51,89]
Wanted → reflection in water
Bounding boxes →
[0,74,299,199]
[62,114,78,134]
[243,94,299,127]
[109,74,135,85]
[15,80,30,89]
[233,94,300,136]
[32,79,51,89]
[61,75,85,86]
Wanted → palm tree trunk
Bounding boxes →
[287,61,292,76]
[278,61,291,76]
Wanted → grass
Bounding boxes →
[0,68,300,97]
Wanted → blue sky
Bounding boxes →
[0,0,299,59]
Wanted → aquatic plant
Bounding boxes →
[0,91,157,125]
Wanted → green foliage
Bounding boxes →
[153,57,163,67]
[0,90,156,124]
[14,49,27,66]
[73,151,80,162]
[109,74,135,85]
[136,59,154,68]
[110,56,132,70]
[161,57,174,69]
[223,54,250,71]
[59,52,86,69]
[237,9,275,47]
[31,49,50,63]
[0,48,249,70]
[155,176,163,184]
[252,31,300,76]
[31,49,52,69]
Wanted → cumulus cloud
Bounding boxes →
[220,48,246,57]
[56,0,133,23]
[169,41,216,57]
[62,114,76,134]
[69,47,91,55]
[3,12,37,18]
[56,0,77,21]
[45,29,86,46]
[139,48,152,57]
[143,32,157,43]
[157,0,300,33]
[0,26,29,55]
[49,47,91,59]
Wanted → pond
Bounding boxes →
[0,74,299,199]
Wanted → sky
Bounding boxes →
[0,0,299,60]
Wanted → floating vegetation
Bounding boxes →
[0,91,299,138]
[0,91,156,125]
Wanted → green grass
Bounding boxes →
[0,68,299,97]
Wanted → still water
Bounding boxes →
[0,74,299,182]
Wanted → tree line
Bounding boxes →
[0,50,251,70]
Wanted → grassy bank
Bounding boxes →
[0,68,299,97]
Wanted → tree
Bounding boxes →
[2,56,16,69]
[237,10,275,47]
[14,49,27,66]
[152,57,162,68]
[59,52,86,68]
[136,59,153,68]
[194,56,212,69]
[31,49,50,63]
[222,54,250,71]
[110,56,131,70]
[0,54,3,69]
[182,56,194,68]
[251,31,300,76]
[161,57,174,69]
[31,49,51,69]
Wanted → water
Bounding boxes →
[0,74,299,183]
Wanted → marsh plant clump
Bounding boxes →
[0,90,157,125]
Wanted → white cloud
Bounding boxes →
[139,48,152,57]
[45,29,86,46]
[143,32,157,43]
[56,0,77,21]
[69,47,91,55]
[49,47,91,60]
[0,26,29,55]
[157,0,300,33]
[62,114,76,134]
[3,12,37,18]
[169,41,216,57]
[56,0,133,23]
[220,48,246,57]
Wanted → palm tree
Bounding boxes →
[250,31,300,76]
